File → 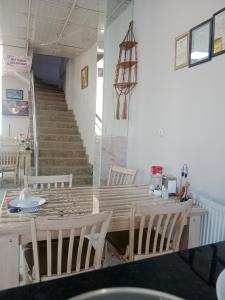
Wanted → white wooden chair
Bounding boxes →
[0,137,19,147]
[107,200,192,262]
[23,211,113,282]
[107,165,137,185]
[24,174,73,189]
[0,148,19,185]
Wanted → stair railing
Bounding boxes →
[30,72,39,176]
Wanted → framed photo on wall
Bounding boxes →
[212,7,225,56]
[175,32,189,70]
[2,100,28,116]
[6,89,23,100]
[81,66,88,89]
[189,19,213,67]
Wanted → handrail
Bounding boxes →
[30,72,39,176]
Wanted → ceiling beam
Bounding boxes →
[53,0,78,54]
[26,0,32,55]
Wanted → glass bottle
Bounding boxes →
[150,166,163,190]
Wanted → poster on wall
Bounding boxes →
[213,7,225,56]
[5,55,32,72]
[175,32,189,70]
[6,89,23,100]
[189,19,213,67]
[81,66,88,89]
[2,100,28,116]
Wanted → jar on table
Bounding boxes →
[150,166,163,191]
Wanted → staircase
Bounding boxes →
[34,81,92,186]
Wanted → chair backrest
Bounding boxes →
[107,165,137,185]
[0,137,19,147]
[30,211,113,282]
[0,148,19,168]
[129,200,192,261]
[24,174,73,189]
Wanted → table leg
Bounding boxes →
[0,235,20,290]
[188,215,201,248]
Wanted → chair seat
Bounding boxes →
[107,229,169,257]
[24,237,95,277]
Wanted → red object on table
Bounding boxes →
[151,166,163,175]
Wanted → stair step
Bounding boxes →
[39,157,88,166]
[72,177,92,186]
[35,86,63,93]
[38,127,79,135]
[39,149,86,157]
[37,120,76,128]
[37,105,68,111]
[36,89,64,94]
[39,141,83,149]
[37,96,66,102]
[38,166,91,176]
[37,114,74,121]
[37,110,73,117]
[38,134,82,142]
[36,100,66,106]
[35,93,65,102]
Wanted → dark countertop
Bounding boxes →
[1,241,225,300]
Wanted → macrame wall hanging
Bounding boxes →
[113,21,138,120]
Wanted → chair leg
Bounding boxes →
[105,241,125,265]
[20,246,32,285]
[14,170,17,186]
[103,241,112,267]
[123,245,130,261]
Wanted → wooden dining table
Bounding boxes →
[0,184,207,290]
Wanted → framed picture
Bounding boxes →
[2,100,28,116]
[212,7,225,56]
[175,32,189,70]
[81,66,88,89]
[189,19,213,67]
[6,89,23,100]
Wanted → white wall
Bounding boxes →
[65,59,74,110]
[1,46,30,138]
[103,4,132,136]
[65,43,97,164]
[103,0,225,202]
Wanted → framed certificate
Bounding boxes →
[6,89,23,100]
[175,32,189,70]
[189,19,213,67]
[213,7,225,56]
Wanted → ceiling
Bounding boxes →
[0,0,105,58]
[106,0,131,26]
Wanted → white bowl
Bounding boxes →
[10,196,46,209]
[217,269,225,300]
[70,287,183,300]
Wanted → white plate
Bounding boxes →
[70,287,184,300]
[9,196,46,209]
[217,269,225,300]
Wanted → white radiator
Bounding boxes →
[192,192,225,246]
